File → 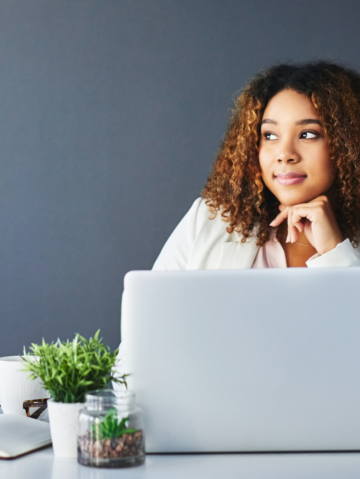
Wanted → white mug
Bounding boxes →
[0,356,48,416]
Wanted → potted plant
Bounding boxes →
[22,330,127,458]
[78,405,145,467]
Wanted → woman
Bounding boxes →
[115,61,360,384]
[153,61,360,270]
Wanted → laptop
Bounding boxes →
[121,268,360,452]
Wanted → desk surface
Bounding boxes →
[1,448,360,479]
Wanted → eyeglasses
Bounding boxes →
[23,398,49,419]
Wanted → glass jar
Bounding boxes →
[77,389,145,468]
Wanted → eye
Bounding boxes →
[262,132,278,140]
[300,131,318,139]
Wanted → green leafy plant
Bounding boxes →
[22,330,128,403]
[93,407,137,439]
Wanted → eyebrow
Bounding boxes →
[261,118,322,126]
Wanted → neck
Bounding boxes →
[277,221,312,246]
[294,230,312,245]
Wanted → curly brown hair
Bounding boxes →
[202,61,360,247]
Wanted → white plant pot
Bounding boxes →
[47,400,84,457]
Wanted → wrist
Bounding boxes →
[317,237,344,256]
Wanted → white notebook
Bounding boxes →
[0,415,51,459]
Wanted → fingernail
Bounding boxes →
[269,221,275,226]
[286,234,289,243]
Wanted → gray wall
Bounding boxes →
[0,0,359,355]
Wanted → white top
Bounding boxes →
[251,231,287,268]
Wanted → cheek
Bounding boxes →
[311,152,334,188]
[258,150,266,174]
[258,152,272,182]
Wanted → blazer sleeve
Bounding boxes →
[152,197,202,270]
[306,238,360,268]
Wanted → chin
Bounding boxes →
[275,192,315,206]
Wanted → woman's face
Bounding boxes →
[258,88,334,206]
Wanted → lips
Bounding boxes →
[275,172,306,186]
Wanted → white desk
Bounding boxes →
[1,448,360,479]
[1,410,360,478]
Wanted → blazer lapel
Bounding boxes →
[216,238,259,269]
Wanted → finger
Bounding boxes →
[269,208,289,227]
[292,208,304,232]
[287,208,296,243]
[292,207,317,240]
[287,203,319,238]
[278,204,302,236]
[295,220,304,233]
[291,206,315,226]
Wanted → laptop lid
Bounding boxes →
[122,268,360,452]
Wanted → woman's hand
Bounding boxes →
[269,195,344,255]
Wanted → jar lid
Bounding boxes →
[85,389,135,411]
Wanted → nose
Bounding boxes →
[277,155,300,164]
[276,136,301,164]
[277,147,301,164]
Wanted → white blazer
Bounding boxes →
[152,197,360,270]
